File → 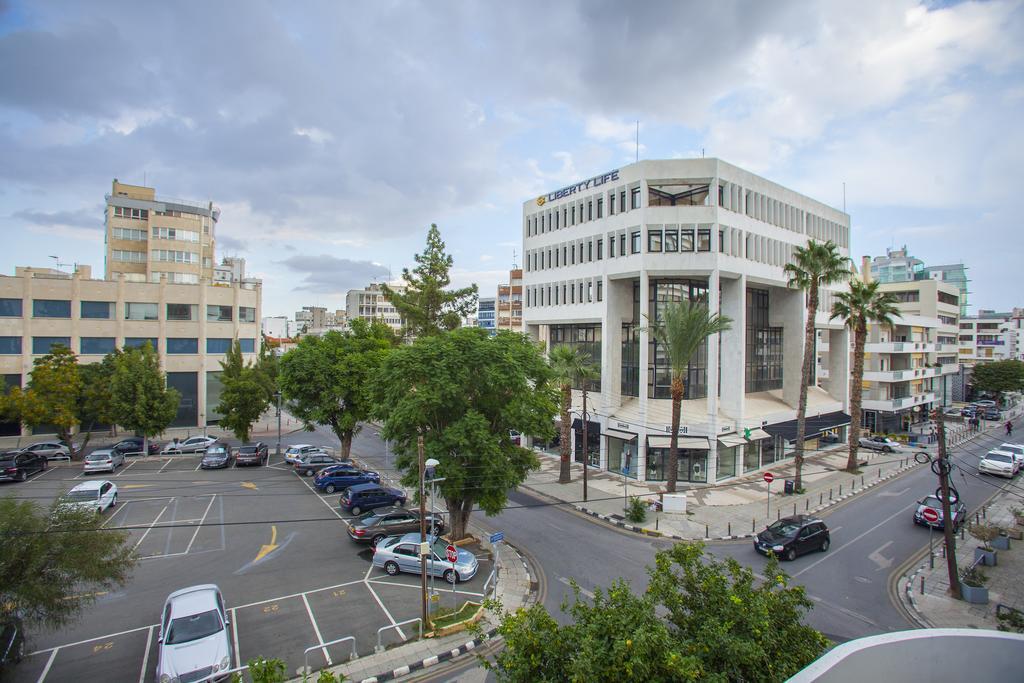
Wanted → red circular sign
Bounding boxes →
[763,472,775,484]
[921,508,940,524]
[445,544,458,563]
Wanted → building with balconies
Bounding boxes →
[477,297,496,335]
[522,158,851,485]
[496,268,523,332]
[344,282,405,333]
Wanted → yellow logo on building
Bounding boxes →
[536,196,546,206]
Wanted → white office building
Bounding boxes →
[522,158,852,485]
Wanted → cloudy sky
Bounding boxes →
[1,0,1022,318]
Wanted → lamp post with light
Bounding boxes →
[424,457,445,611]
[273,391,283,457]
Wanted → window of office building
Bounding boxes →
[166,338,198,354]
[0,337,21,354]
[239,307,256,323]
[81,301,113,319]
[166,372,198,427]
[33,299,71,318]
[622,315,641,399]
[630,187,640,209]
[152,272,199,284]
[0,374,20,436]
[630,231,641,254]
[597,239,603,260]
[206,338,232,354]
[239,338,256,353]
[152,249,198,264]
[646,448,708,483]
[112,227,146,241]
[697,226,712,252]
[0,299,22,317]
[648,279,709,399]
[597,280,603,302]
[620,191,626,212]
[609,193,616,215]
[207,305,232,322]
[206,371,224,424]
[597,197,603,218]
[124,337,158,352]
[112,249,146,263]
[647,229,663,253]
[587,201,593,221]
[152,227,199,242]
[125,302,158,321]
[619,233,626,256]
[549,325,601,391]
[166,303,198,321]
[647,182,709,206]
[745,288,784,392]
[80,337,115,355]
[680,227,694,251]
[113,206,149,220]
[938,291,958,306]
[663,228,678,252]
[32,337,71,354]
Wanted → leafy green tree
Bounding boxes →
[216,340,272,443]
[14,344,82,448]
[109,342,179,455]
[971,360,1024,397]
[77,351,121,452]
[0,497,136,630]
[548,345,598,485]
[831,280,899,471]
[488,543,828,683]
[380,224,478,337]
[372,328,557,539]
[256,334,280,400]
[279,320,394,458]
[784,240,849,490]
[642,298,731,493]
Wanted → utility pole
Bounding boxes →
[418,433,429,630]
[935,408,961,599]
[582,386,589,502]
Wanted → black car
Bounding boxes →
[0,450,47,482]
[199,442,234,469]
[347,507,445,546]
[914,494,967,531]
[111,437,160,457]
[0,616,24,674]
[754,516,830,561]
[236,442,269,466]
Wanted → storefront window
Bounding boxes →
[573,421,601,466]
[717,446,737,480]
[743,442,761,472]
[606,436,638,478]
[646,448,708,483]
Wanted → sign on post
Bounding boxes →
[445,544,458,563]
[489,532,505,544]
[764,472,774,519]
[921,508,940,524]
[763,472,775,484]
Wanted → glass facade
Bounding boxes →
[648,279,709,399]
[0,337,21,354]
[572,420,601,466]
[0,299,22,317]
[32,337,70,354]
[167,338,198,354]
[743,441,762,472]
[549,325,601,391]
[125,302,158,321]
[717,445,738,480]
[208,305,232,321]
[645,447,708,483]
[206,371,224,423]
[166,303,198,321]
[80,337,116,355]
[745,288,784,392]
[166,372,198,427]
[239,338,256,353]
[33,299,71,318]
[606,435,638,478]
[207,338,232,354]
[81,301,114,319]
[124,337,159,352]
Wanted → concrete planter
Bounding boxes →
[960,582,989,605]
[975,547,998,566]
[1005,527,1023,541]
[992,534,1011,550]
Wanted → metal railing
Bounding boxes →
[303,635,357,675]
[483,567,498,599]
[376,617,422,653]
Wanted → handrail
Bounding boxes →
[303,634,357,674]
[483,567,498,598]
[376,617,422,653]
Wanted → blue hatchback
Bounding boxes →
[339,483,407,516]
[313,465,380,494]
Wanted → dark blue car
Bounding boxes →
[313,465,380,494]
[339,483,407,516]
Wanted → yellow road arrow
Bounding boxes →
[254,525,278,562]
[241,482,258,490]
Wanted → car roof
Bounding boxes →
[776,515,823,525]
[986,449,1014,456]
[166,584,221,618]
[347,482,383,493]
[70,480,112,492]
[287,444,313,449]
[89,448,114,455]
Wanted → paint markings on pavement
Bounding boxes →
[301,594,332,666]
[868,540,895,570]
[558,576,595,600]
[793,502,915,577]
[138,625,155,683]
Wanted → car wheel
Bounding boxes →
[396,498,406,508]
[384,561,400,576]
[371,534,386,547]
[444,569,458,584]
[325,484,336,494]
[16,470,26,482]
[111,494,117,508]
[884,446,893,453]
[785,547,797,562]
[14,638,24,663]
[304,469,314,477]
[820,538,830,552]
[351,506,361,516]
[41,459,47,471]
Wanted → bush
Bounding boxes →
[960,565,988,588]
[996,607,1024,633]
[626,496,647,523]
[969,522,1001,551]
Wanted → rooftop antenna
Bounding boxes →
[512,248,519,269]
[701,148,705,158]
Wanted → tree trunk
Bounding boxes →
[558,384,572,484]
[341,431,353,460]
[447,497,474,541]
[846,323,866,472]
[794,283,818,492]
[667,375,683,493]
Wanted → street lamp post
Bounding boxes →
[424,458,445,613]
[274,391,282,457]
[417,433,429,632]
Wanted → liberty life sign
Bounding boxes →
[537,169,620,206]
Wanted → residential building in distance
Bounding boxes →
[477,297,496,335]
[0,263,262,439]
[869,245,923,283]
[918,263,970,318]
[522,158,851,485]
[295,305,327,332]
[496,268,523,332]
[261,315,293,339]
[213,256,247,284]
[959,310,1015,364]
[345,282,405,333]
[105,179,218,284]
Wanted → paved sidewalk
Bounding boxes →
[287,528,536,683]
[521,422,988,542]
[899,487,1024,630]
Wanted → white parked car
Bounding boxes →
[83,449,125,473]
[998,443,1024,470]
[60,480,118,514]
[858,435,901,453]
[157,584,233,683]
[284,444,326,465]
[979,450,1017,478]
[23,441,72,460]
[162,436,218,454]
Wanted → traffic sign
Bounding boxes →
[446,544,458,563]
[921,507,940,524]
[489,531,505,544]
[763,472,775,484]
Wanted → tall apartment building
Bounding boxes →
[477,297,496,335]
[959,310,1016,364]
[295,306,327,331]
[345,282,405,333]
[919,263,970,318]
[496,268,523,332]
[105,180,218,284]
[870,246,923,283]
[522,158,851,485]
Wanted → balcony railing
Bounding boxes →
[862,392,937,412]
[864,342,936,353]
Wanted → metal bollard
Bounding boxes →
[878,468,882,478]
[805,499,809,511]
[777,509,781,521]
[655,517,659,531]
[705,524,709,538]
[793,503,797,516]
[982,506,986,520]
[752,518,756,533]
[830,488,833,501]
[961,525,965,541]
[976,512,980,525]
[819,492,823,505]
[920,575,925,594]
[861,475,865,487]
[852,477,856,490]
[839,485,843,496]
[728,522,732,536]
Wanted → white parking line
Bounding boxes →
[27,467,59,482]
[29,623,156,656]
[367,578,484,598]
[132,500,172,552]
[115,460,138,477]
[138,625,155,683]
[294,471,350,528]
[365,581,406,641]
[301,594,332,666]
[36,647,59,683]
[233,579,365,611]
[183,495,217,555]
[230,607,240,668]
[158,459,173,473]
[194,460,203,471]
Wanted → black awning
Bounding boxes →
[571,419,602,433]
[762,411,851,444]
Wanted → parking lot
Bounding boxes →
[2,448,491,682]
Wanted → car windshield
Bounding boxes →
[166,609,223,644]
[239,447,257,453]
[766,520,802,538]
[431,539,456,557]
[922,496,942,509]
[86,453,111,461]
[987,454,1013,463]
[65,490,99,501]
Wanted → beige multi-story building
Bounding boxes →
[496,268,523,332]
[345,282,405,333]
[0,264,261,439]
[105,180,218,284]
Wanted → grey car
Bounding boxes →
[372,532,479,584]
[83,449,125,473]
[163,436,218,454]
[156,584,233,683]
[24,441,72,460]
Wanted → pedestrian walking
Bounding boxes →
[1007,420,1014,437]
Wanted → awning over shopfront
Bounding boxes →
[718,434,748,448]
[605,428,637,441]
[762,411,851,444]
[748,428,771,441]
[647,435,710,449]
[571,418,601,432]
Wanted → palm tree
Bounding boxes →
[643,298,732,493]
[784,240,849,490]
[831,280,900,472]
[548,345,598,485]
